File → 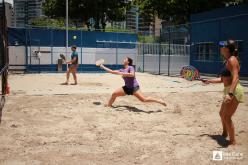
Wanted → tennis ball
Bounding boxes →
[73,35,77,39]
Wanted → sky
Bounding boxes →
[0,0,13,5]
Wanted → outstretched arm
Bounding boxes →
[121,71,135,77]
[206,77,222,84]
[100,64,121,75]
[100,65,135,77]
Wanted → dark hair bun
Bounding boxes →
[227,40,238,57]
[127,57,133,66]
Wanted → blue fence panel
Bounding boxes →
[8,28,26,45]
[8,27,138,73]
[69,30,82,47]
[26,64,126,73]
[8,28,138,49]
[190,4,248,76]
[52,29,66,47]
[191,22,219,42]
[28,28,52,46]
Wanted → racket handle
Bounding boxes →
[99,64,104,69]
[200,78,207,82]
[195,77,206,82]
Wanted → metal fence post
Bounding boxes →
[158,28,162,75]
[80,28,83,72]
[218,19,221,61]
[142,42,145,72]
[25,27,28,69]
[168,27,171,76]
[50,28,53,67]
[29,28,31,67]
[189,23,192,65]
[158,42,161,75]
[116,32,118,65]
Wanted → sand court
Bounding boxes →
[0,73,247,164]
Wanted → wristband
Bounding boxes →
[228,92,234,97]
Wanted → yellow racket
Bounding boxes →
[96,59,105,66]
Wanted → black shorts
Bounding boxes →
[122,86,140,95]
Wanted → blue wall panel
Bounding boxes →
[52,29,66,47]
[190,4,248,76]
[8,28,138,49]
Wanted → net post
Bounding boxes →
[80,28,83,72]
[50,27,53,71]
[142,42,145,72]
[158,29,162,75]
[168,27,171,76]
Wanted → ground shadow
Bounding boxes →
[0,96,6,124]
[0,107,2,124]
[60,83,68,85]
[93,102,102,105]
[199,134,229,148]
[113,105,162,114]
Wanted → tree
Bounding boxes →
[133,0,156,30]
[134,0,247,24]
[42,0,131,30]
[30,18,65,28]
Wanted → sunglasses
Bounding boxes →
[219,41,228,47]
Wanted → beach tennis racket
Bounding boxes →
[180,65,206,82]
[60,54,68,70]
[60,54,66,62]
[96,59,105,66]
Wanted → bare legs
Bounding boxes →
[72,70,77,85]
[106,88,166,107]
[219,103,228,138]
[63,67,77,85]
[65,70,70,84]
[107,88,126,107]
[133,90,166,106]
[219,97,239,145]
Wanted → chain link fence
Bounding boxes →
[136,43,190,76]
[8,26,190,75]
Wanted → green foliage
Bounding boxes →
[138,34,159,43]
[104,27,135,33]
[133,0,246,24]
[30,18,136,34]
[30,18,65,28]
[43,0,131,30]
[133,0,155,25]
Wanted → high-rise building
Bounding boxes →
[12,0,44,27]
[111,1,162,36]
[111,0,135,31]
[125,6,138,32]
[128,7,161,36]
[0,1,13,27]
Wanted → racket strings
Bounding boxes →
[180,66,200,81]
[96,59,104,66]
[60,54,66,61]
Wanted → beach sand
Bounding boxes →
[0,73,247,164]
